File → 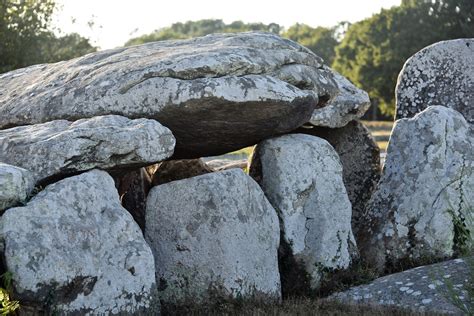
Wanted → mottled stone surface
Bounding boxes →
[0,170,158,315]
[329,258,471,315]
[111,168,152,231]
[249,134,356,291]
[151,159,213,186]
[396,39,473,124]
[145,169,281,304]
[310,71,371,128]
[0,163,34,212]
[0,32,368,157]
[294,121,381,243]
[360,106,474,271]
[0,115,175,184]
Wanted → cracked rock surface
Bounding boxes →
[0,170,158,315]
[0,115,175,184]
[360,106,474,272]
[0,163,34,212]
[249,134,356,290]
[329,258,470,315]
[0,32,368,158]
[293,121,381,245]
[396,39,473,124]
[145,169,281,304]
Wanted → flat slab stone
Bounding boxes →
[0,170,158,315]
[0,163,34,212]
[145,169,281,305]
[329,258,471,315]
[0,32,368,158]
[396,39,474,124]
[359,106,474,271]
[0,115,175,184]
[249,134,357,292]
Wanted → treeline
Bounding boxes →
[0,0,96,74]
[1,0,472,117]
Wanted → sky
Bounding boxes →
[53,0,402,50]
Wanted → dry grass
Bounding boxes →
[163,298,437,316]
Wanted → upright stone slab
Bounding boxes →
[0,163,34,212]
[249,134,357,292]
[360,106,474,272]
[294,121,381,243]
[0,170,158,315]
[396,39,474,124]
[0,115,175,184]
[145,169,281,305]
[0,32,369,157]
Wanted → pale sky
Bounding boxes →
[53,0,401,50]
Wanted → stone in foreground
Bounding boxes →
[0,32,368,157]
[0,170,158,315]
[329,258,470,315]
[145,169,281,304]
[0,115,175,184]
[396,39,474,124]
[294,121,381,243]
[249,134,356,292]
[0,163,34,212]
[360,106,474,271]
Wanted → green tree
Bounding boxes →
[332,0,474,116]
[125,19,282,46]
[283,23,338,64]
[0,0,96,73]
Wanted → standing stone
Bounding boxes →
[150,159,213,186]
[396,39,474,124]
[249,134,357,292]
[0,32,368,158]
[145,169,281,305]
[0,115,175,184]
[0,170,158,315]
[293,121,381,243]
[0,163,34,211]
[111,168,152,231]
[360,106,474,272]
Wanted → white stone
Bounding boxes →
[145,169,281,304]
[0,163,34,211]
[0,170,157,314]
[0,115,175,184]
[250,133,356,289]
[360,106,473,271]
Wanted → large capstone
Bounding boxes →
[0,115,175,184]
[396,39,474,124]
[329,258,471,315]
[0,170,158,315]
[0,32,368,158]
[249,134,357,292]
[293,121,381,244]
[0,163,34,212]
[360,106,474,272]
[145,169,281,305]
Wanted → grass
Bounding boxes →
[163,298,434,316]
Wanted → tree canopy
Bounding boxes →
[332,0,474,116]
[0,0,96,73]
